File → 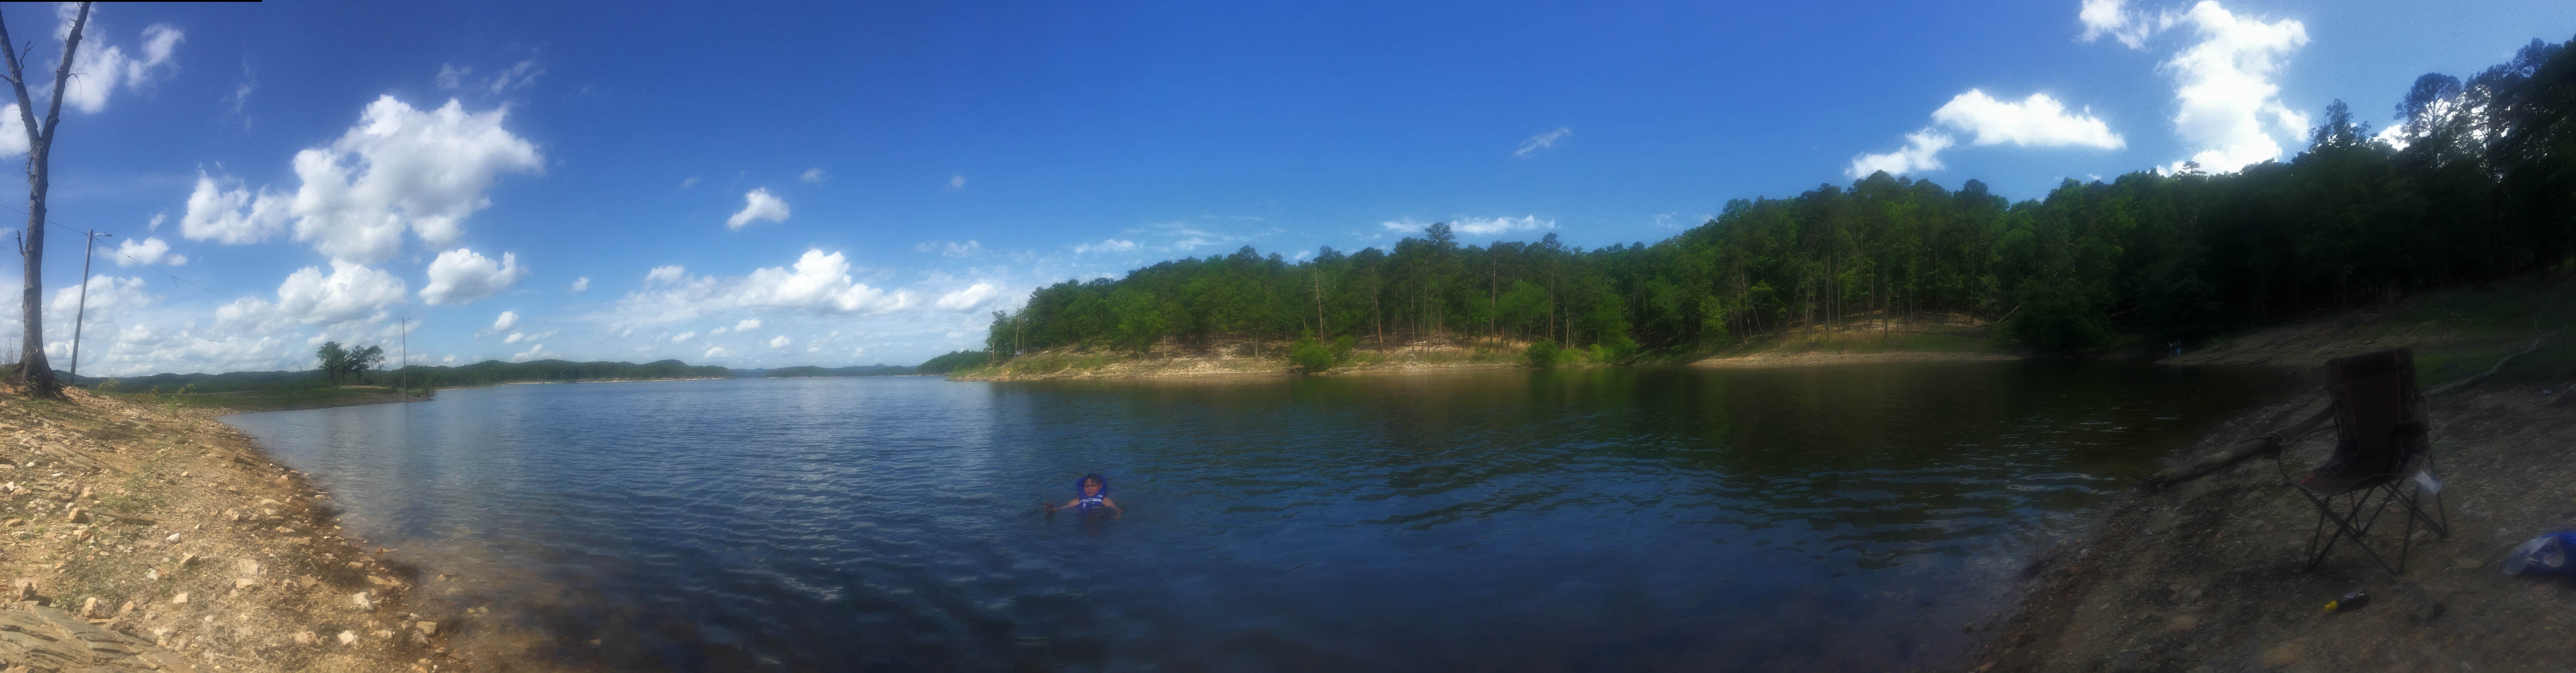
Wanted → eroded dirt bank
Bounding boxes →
[1972,379,2576,672]
[0,387,473,672]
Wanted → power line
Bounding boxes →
[0,201,417,380]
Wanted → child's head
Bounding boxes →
[1078,473,1108,496]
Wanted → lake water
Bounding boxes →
[221,362,2293,672]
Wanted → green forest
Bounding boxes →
[984,37,2576,361]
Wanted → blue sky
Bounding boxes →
[1,0,2567,375]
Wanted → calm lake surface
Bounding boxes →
[221,362,2293,672]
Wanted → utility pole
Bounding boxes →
[67,230,106,386]
[398,317,410,396]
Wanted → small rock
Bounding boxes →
[66,508,88,524]
[352,591,376,612]
[118,600,135,615]
[79,596,102,617]
[337,630,358,645]
[179,553,198,567]
[165,532,181,543]
[145,567,159,581]
[297,574,319,588]
[2164,615,2199,631]
[11,577,34,601]
[179,471,189,477]
[233,578,258,589]
[415,621,438,635]
[237,559,264,577]
[294,630,318,645]
[170,592,188,604]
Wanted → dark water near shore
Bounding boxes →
[222,362,2292,672]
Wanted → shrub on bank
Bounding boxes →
[1525,339,1564,368]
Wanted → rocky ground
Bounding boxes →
[1972,363,2576,670]
[0,385,469,673]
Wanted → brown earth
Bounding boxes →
[1972,368,2576,671]
[0,386,479,673]
[1693,349,2022,368]
[950,338,1530,381]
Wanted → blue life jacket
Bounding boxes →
[1073,474,1111,511]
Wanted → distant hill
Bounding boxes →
[87,352,989,392]
[733,364,917,378]
[97,359,732,393]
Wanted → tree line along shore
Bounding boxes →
[969,36,2575,376]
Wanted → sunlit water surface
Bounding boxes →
[221,362,2292,672]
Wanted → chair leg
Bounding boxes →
[2301,486,2405,576]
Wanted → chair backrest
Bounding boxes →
[2314,348,2426,479]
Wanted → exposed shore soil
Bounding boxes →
[0,386,474,672]
[1693,349,2022,368]
[1971,293,2576,672]
[1694,312,2024,368]
[949,338,1531,381]
[1973,381,2575,673]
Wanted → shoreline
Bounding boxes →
[0,387,474,672]
[1691,349,2024,368]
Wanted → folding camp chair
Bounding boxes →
[2272,347,2450,575]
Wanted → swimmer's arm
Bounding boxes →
[1104,497,1123,518]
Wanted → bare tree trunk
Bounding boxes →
[0,3,91,397]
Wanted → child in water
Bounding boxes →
[1043,473,1123,518]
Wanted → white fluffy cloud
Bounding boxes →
[948,174,966,190]
[605,249,914,326]
[570,276,589,292]
[671,331,696,343]
[419,248,527,305]
[181,96,543,263]
[272,261,409,323]
[1073,239,1137,254]
[734,318,761,331]
[1931,91,2124,149]
[799,168,827,183]
[1381,216,1556,237]
[727,188,790,230]
[1849,130,1955,177]
[766,335,790,349]
[2156,2,2309,173]
[2078,0,2155,49]
[111,237,185,267]
[485,310,519,336]
[1849,90,2119,177]
[1513,127,1571,158]
[509,341,556,362]
[1452,216,1554,236]
[703,346,732,359]
[59,8,183,115]
[935,283,999,312]
[179,173,287,244]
